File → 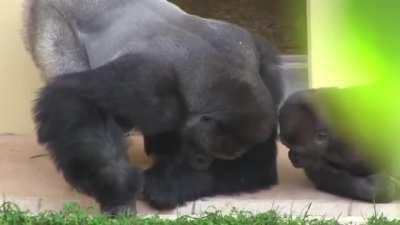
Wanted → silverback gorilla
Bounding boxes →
[279,88,398,203]
[24,0,283,214]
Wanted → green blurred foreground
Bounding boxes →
[310,1,400,174]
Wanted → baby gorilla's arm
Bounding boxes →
[322,147,374,177]
[304,162,397,203]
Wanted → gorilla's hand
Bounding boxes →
[362,174,398,203]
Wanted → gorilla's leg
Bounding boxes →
[35,92,142,215]
[305,164,397,203]
[24,0,90,79]
[211,133,278,194]
[142,131,213,209]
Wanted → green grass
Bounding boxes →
[0,202,398,225]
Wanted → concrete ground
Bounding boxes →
[0,133,399,218]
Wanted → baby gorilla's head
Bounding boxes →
[182,115,250,170]
[279,89,334,168]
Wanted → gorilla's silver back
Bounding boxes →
[22,0,261,103]
[22,0,192,79]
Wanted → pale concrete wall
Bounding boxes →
[308,0,372,88]
[0,0,43,134]
[308,0,342,88]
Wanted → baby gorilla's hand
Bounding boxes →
[364,174,398,203]
[288,150,315,169]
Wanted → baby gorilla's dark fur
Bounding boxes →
[279,88,398,203]
[35,49,282,212]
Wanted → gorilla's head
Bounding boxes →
[182,115,250,168]
[279,90,334,168]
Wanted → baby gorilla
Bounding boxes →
[279,88,398,203]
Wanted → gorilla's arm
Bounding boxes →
[33,54,183,214]
[35,86,142,214]
[322,150,374,177]
[304,162,397,203]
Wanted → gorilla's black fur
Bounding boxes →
[27,0,283,214]
[279,88,398,203]
[35,42,282,213]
